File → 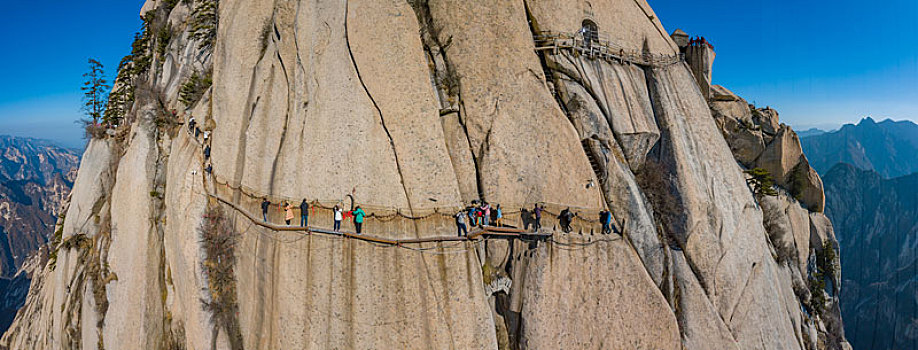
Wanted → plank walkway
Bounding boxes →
[209,194,551,246]
[533,31,684,67]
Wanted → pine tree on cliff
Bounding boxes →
[745,168,779,197]
[81,58,109,125]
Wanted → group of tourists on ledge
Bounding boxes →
[455,202,620,237]
[258,195,621,237]
[260,198,368,234]
[179,111,622,238]
[455,200,503,236]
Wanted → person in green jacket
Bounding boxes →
[352,206,367,234]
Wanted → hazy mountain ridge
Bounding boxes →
[0,135,79,334]
[0,135,78,275]
[797,128,827,138]
[801,117,918,178]
[822,163,918,350]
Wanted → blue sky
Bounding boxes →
[650,0,918,131]
[0,1,915,148]
[0,0,144,148]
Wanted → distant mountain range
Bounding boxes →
[822,164,918,350]
[799,117,918,349]
[796,128,827,138]
[0,136,79,275]
[801,117,918,178]
[0,135,79,332]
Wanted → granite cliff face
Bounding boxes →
[2,1,847,349]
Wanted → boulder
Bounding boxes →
[753,126,825,212]
[755,125,804,188]
[760,194,813,274]
[710,85,741,102]
[711,107,766,166]
[708,87,766,165]
[808,212,836,249]
[753,108,781,137]
[710,99,752,124]
[791,158,826,212]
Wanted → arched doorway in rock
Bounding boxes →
[581,19,599,50]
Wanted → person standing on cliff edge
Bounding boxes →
[283,201,295,225]
[261,197,271,222]
[495,204,503,227]
[455,209,469,237]
[333,205,343,232]
[600,210,611,234]
[533,204,543,232]
[299,199,309,228]
[352,206,366,234]
[559,208,575,233]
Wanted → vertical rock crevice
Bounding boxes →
[406,0,484,202]
[522,0,609,209]
[343,0,416,219]
[639,63,714,298]
[264,13,294,196]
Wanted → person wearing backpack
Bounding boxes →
[558,208,575,233]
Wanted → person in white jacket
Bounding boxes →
[333,205,343,232]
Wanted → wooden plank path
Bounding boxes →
[533,32,684,67]
[209,194,551,246]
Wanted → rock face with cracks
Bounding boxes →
[2,1,847,349]
[708,85,826,212]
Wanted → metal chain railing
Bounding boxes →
[181,95,609,236]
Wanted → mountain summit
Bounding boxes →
[2,1,847,349]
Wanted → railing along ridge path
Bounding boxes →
[182,116,614,247]
[210,175,607,224]
[534,31,684,67]
[208,192,549,247]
